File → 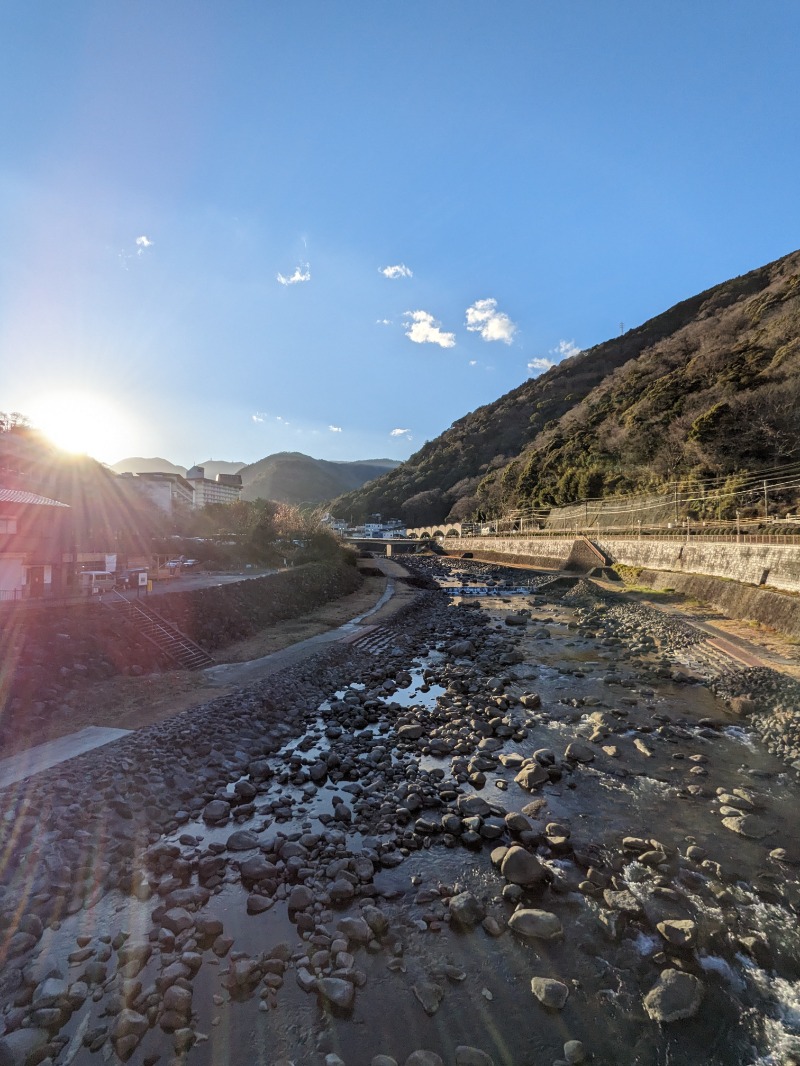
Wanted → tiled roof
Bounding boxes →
[0,487,70,508]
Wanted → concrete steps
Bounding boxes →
[107,594,215,671]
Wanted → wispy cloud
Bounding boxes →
[527,338,582,376]
[553,339,581,359]
[328,424,342,433]
[527,357,555,374]
[251,411,267,423]
[380,263,413,279]
[276,415,290,425]
[403,310,456,349]
[465,298,517,344]
[277,263,311,286]
[390,427,413,441]
[468,360,478,366]
[376,318,393,326]
[135,235,153,254]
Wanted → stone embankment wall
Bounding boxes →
[152,562,362,649]
[455,536,575,570]
[456,535,800,594]
[633,570,800,641]
[594,538,800,595]
[0,562,362,747]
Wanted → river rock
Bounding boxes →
[227,829,259,851]
[202,800,231,824]
[317,977,355,1010]
[514,763,548,790]
[530,977,569,1009]
[413,980,444,1015]
[564,741,594,763]
[0,1028,49,1066]
[448,891,486,928]
[563,1040,586,1064]
[643,968,704,1022]
[501,846,547,886]
[721,815,770,839]
[288,885,313,911]
[508,909,563,941]
[455,1047,495,1066]
[240,856,278,884]
[657,919,697,947]
[405,1053,445,1066]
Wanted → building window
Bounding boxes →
[0,516,18,534]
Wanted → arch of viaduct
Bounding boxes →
[405,523,463,539]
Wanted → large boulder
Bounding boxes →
[508,909,562,941]
[501,846,547,886]
[643,969,704,1023]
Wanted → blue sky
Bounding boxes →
[1,2,798,466]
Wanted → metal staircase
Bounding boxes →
[106,592,215,670]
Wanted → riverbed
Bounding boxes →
[0,557,798,1066]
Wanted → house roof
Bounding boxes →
[0,487,70,508]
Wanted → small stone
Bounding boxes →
[448,892,486,928]
[657,920,697,947]
[413,980,444,1016]
[530,977,569,1009]
[316,977,355,1010]
[563,1040,586,1064]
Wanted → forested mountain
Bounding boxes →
[239,453,400,506]
[332,249,800,526]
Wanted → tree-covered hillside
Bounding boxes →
[332,249,800,525]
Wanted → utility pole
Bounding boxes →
[736,509,741,542]
[763,480,768,520]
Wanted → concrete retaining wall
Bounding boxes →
[635,570,800,640]
[456,537,575,570]
[456,535,800,594]
[594,538,800,594]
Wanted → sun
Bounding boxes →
[28,391,139,464]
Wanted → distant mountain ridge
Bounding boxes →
[239,452,400,505]
[332,248,800,526]
[112,452,400,506]
[111,458,246,480]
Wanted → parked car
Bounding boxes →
[79,571,116,595]
[116,568,148,589]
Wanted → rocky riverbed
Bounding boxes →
[0,557,798,1066]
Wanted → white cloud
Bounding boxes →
[135,235,153,254]
[276,415,290,425]
[554,338,581,359]
[527,339,581,376]
[376,318,393,326]
[390,428,409,437]
[527,357,555,374]
[403,310,456,349]
[465,298,517,344]
[251,411,267,423]
[277,263,311,286]
[328,425,342,433]
[379,264,413,279]
[468,360,478,366]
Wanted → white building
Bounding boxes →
[185,466,243,508]
[118,472,195,514]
